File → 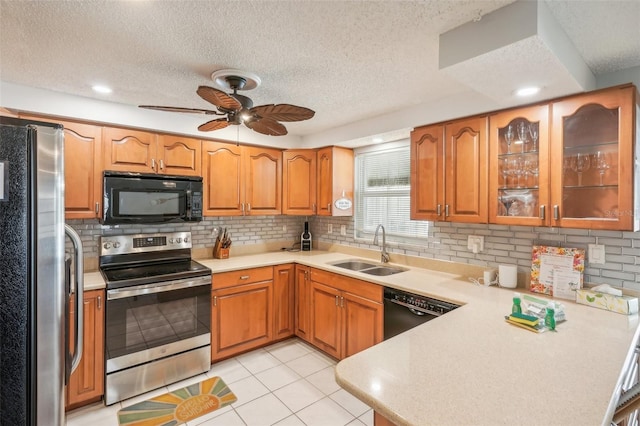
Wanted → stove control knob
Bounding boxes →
[184,237,189,243]
[176,238,182,243]
[103,242,111,250]
[113,242,121,249]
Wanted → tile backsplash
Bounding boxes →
[68,216,640,291]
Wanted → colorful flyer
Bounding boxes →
[530,245,585,296]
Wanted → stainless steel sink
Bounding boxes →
[329,259,407,276]
[330,260,379,271]
[360,266,406,276]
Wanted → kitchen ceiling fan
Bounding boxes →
[139,69,314,136]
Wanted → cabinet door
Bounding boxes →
[211,281,273,361]
[103,127,157,173]
[282,149,317,215]
[342,291,383,358]
[489,105,550,226]
[273,264,295,340]
[317,147,354,217]
[310,281,341,359]
[411,124,445,221]
[295,265,311,342]
[244,146,282,215]
[66,290,104,410]
[444,117,488,223]
[202,141,243,216]
[157,135,201,176]
[550,86,635,230]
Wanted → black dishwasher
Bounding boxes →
[383,287,460,340]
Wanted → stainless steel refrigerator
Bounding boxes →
[0,116,84,426]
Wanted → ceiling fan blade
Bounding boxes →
[139,105,223,115]
[250,104,315,122]
[198,118,230,132]
[197,86,242,111]
[245,118,288,136]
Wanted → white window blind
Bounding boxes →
[354,141,429,244]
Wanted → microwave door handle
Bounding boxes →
[65,224,84,375]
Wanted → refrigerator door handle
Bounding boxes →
[65,224,84,375]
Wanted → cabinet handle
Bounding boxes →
[213,296,217,307]
[539,205,545,220]
[340,296,344,308]
[313,203,316,214]
[241,203,245,215]
[553,205,559,220]
[445,204,450,217]
[335,295,339,306]
[151,158,156,171]
[437,204,441,216]
[159,159,164,170]
[247,203,251,213]
[95,202,100,214]
[97,296,101,310]
[240,275,250,280]
[328,203,331,213]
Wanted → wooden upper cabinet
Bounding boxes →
[244,146,282,215]
[489,104,550,226]
[282,149,317,215]
[19,115,103,219]
[411,117,488,223]
[445,116,488,223]
[157,135,201,176]
[550,85,637,230]
[316,146,354,217]
[103,127,157,173]
[201,141,282,216]
[411,124,444,221]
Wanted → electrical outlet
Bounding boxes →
[467,235,484,253]
[328,224,333,234]
[589,244,606,264]
[340,225,346,236]
[283,225,287,233]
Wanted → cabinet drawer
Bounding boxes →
[213,267,274,289]
[310,268,383,303]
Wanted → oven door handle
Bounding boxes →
[107,275,212,300]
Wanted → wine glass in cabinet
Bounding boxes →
[489,104,550,225]
[550,85,637,230]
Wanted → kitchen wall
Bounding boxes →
[69,214,640,292]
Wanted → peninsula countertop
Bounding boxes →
[84,250,638,424]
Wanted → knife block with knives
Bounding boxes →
[213,228,232,259]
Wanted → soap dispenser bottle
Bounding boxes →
[512,292,522,314]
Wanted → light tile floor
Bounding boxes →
[66,338,373,426]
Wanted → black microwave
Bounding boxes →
[102,171,203,225]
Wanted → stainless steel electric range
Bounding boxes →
[99,231,211,405]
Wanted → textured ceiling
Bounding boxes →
[0,0,638,139]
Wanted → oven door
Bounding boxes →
[105,275,211,374]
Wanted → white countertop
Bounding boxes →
[84,250,639,424]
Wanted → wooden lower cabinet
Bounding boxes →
[211,268,274,361]
[273,264,295,340]
[309,268,383,360]
[66,289,104,410]
[374,411,398,426]
[295,265,312,342]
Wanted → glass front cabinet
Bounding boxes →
[489,84,638,230]
[489,104,550,226]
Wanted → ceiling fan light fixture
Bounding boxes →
[92,84,112,94]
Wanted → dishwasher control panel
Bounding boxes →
[384,287,460,316]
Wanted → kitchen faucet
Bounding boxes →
[373,224,390,263]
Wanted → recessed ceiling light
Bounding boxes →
[515,86,540,97]
[373,136,384,143]
[92,85,112,94]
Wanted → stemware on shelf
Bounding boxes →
[504,125,515,154]
[510,156,525,188]
[593,151,610,186]
[570,153,590,186]
[517,122,528,153]
[529,123,539,152]
[500,157,509,188]
[524,156,539,188]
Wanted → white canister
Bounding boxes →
[498,264,518,288]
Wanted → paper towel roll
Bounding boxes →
[498,264,518,288]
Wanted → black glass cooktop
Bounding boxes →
[101,260,211,289]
